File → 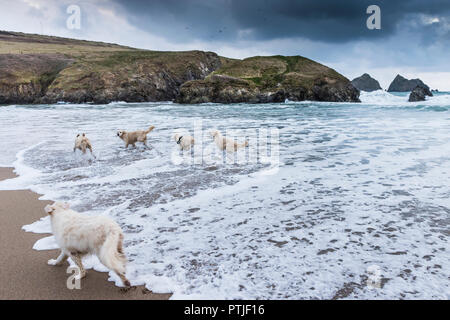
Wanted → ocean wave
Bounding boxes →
[360,90,450,109]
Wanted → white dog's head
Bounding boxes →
[44,201,70,215]
[210,130,220,139]
[75,133,86,141]
[117,130,126,138]
[173,133,181,142]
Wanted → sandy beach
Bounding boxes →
[0,167,171,300]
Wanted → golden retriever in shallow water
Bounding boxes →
[173,133,195,151]
[117,126,155,148]
[73,133,94,155]
[210,130,248,152]
[45,201,130,287]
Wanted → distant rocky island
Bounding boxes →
[408,85,433,102]
[387,74,430,92]
[350,73,433,103]
[351,73,382,92]
[0,31,360,105]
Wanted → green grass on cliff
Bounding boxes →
[210,55,348,90]
[0,31,134,55]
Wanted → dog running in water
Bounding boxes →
[73,133,94,156]
[45,201,130,287]
[210,130,248,152]
[117,126,155,148]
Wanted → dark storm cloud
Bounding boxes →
[111,0,450,43]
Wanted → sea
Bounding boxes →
[0,90,449,299]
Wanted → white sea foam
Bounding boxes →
[33,236,58,251]
[360,90,450,107]
[22,216,51,234]
[0,98,449,299]
[0,143,44,191]
[359,90,408,105]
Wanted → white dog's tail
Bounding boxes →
[144,126,155,134]
[239,141,249,148]
[99,231,130,286]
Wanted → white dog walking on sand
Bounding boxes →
[45,201,130,287]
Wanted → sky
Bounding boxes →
[1,0,449,90]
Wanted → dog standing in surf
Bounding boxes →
[173,133,195,151]
[45,201,130,287]
[73,133,94,156]
[117,126,155,148]
[210,130,248,152]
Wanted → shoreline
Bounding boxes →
[0,167,171,300]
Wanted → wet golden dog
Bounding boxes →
[45,201,130,287]
[73,133,94,155]
[117,126,155,148]
[210,130,248,152]
[173,133,195,151]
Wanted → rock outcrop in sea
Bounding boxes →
[408,85,433,102]
[388,74,430,92]
[351,73,382,92]
[0,31,360,105]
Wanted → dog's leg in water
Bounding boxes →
[88,145,96,158]
[70,253,87,278]
[48,251,68,266]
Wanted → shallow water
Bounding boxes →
[0,91,449,299]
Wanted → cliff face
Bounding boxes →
[177,56,360,104]
[0,32,359,105]
[41,51,221,104]
[387,75,429,92]
[0,32,221,104]
[1,52,221,104]
[351,73,382,92]
[0,53,73,104]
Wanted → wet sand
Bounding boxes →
[0,167,171,300]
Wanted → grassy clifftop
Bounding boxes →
[0,30,133,55]
[211,55,347,89]
[0,31,359,104]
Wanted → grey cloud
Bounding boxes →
[111,0,450,43]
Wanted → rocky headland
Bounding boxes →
[0,31,360,105]
[177,56,360,103]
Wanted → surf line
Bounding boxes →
[184,304,219,318]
